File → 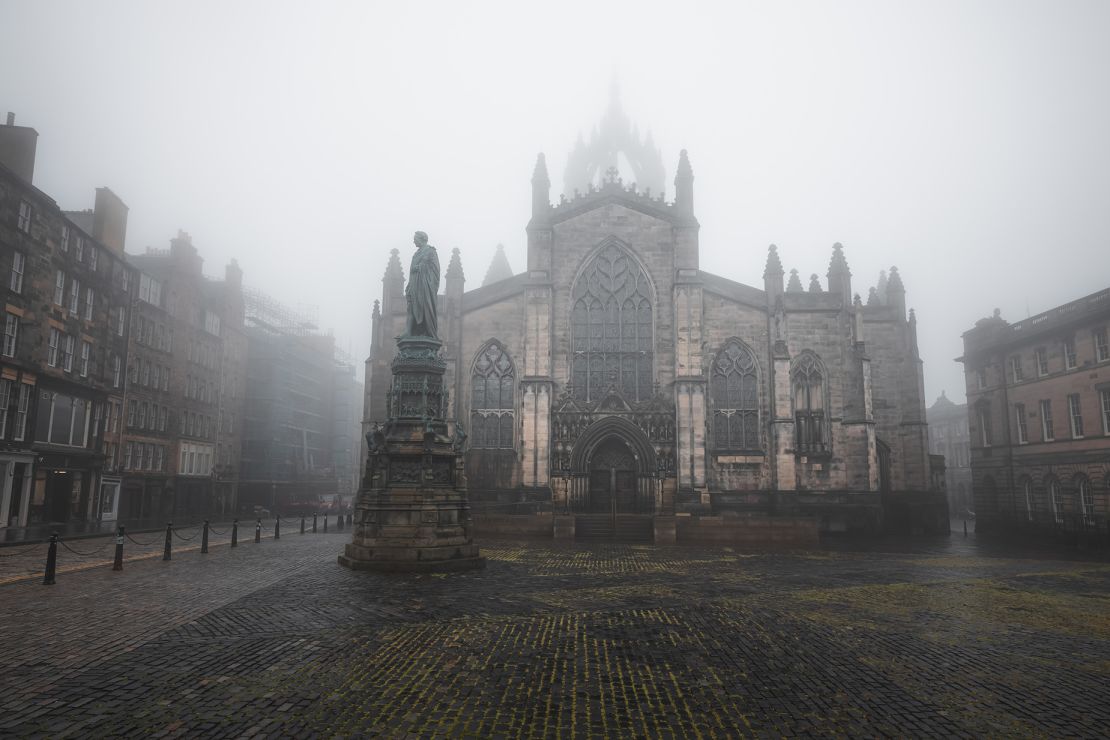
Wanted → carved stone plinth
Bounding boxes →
[339,333,485,573]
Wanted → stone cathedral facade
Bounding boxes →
[364,103,946,536]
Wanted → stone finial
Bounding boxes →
[853,293,862,307]
[372,299,381,319]
[867,287,879,305]
[786,268,804,293]
[532,153,550,219]
[674,149,694,216]
[876,269,889,301]
[808,273,822,293]
[888,266,905,292]
[446,247,464,283]
[482,243,514,286]
[384,248,403,282]
[827,242,851,277]
[763,244,784,279]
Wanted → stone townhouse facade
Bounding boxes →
[0,114,136,528]
[927,391,972,517]
[960,289,1110,538]
[364,101,945,537]
[123,233,246,521]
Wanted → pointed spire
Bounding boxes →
[384,248,403,282]
[532,153,550,221]
[787,268,804,293]
[674,149,694,216]
[888,266,905,293]
[887,266,906,319]
[763,244,784,279]
[876,269,889,302]
[482,243,514,286]
[827,242,850,277]
[446,247,464,282]
[372,299,381,319]
[808,273,822,293]
[826,242,852,304]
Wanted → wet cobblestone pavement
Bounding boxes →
[2,531,1109,737]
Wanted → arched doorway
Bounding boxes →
[586,436,640,515]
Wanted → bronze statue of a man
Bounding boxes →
[404,231,440,339]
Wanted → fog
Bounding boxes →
[3,0,1109,404]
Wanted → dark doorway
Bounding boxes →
[586,437,642,515]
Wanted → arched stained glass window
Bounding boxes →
[571,243,653,402]
[710,340,760,451]
[470,342,515,448]
[791,351,827,453]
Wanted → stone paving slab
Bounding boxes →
[1,533,1108,737]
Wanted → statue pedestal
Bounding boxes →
[339,487,484,572]
[339,334,485,574]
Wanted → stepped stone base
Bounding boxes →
[338,486,485,573]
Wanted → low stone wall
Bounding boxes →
[676,513,819,548]
[471,513,553,539]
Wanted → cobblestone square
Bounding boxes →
[1,532,1108,737]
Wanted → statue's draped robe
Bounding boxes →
[406,244,440,338]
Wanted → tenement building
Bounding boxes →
[364,98,946,539]
[927,391,972,517]
[0,114,135,528]
[121,232,247,521]
[960,289,1110,537]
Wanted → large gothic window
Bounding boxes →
[792,351,827,454]
[470,342,515,448]
[710,340,760,451]
[570,243,653,402]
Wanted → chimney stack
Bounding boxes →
[0,113,39,183]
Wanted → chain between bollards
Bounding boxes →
[163,522,173,561]
[201,520,210,553]
[255,518,261,544]
[113,526,124,571]
[42,532,58,585]
[231,519,239,548]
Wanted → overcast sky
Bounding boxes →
[3,0,1109,405]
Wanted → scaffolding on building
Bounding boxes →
[242,285,320,338]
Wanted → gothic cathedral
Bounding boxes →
[364,96,946,535]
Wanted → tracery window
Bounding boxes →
[710,339,760,451]
[792,352,827,453]
[470,342,515,449]
[571,243,653,402]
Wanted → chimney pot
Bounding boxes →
[5,113,14,126]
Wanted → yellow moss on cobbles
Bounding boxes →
[790,576,1110,640]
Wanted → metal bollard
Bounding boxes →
[312,512,318,533]
[300,516,306,535]
[275,515,281,540]
[323,514,328,533]
[347,512,353,527]
[231,519,239,548]
[255,518,262,544]
[43,532,58,585]
[336,512,343,532]
[113,526,125,571]
[163,522,173,561]
[963,520,968,537]
[202,520,209,554]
